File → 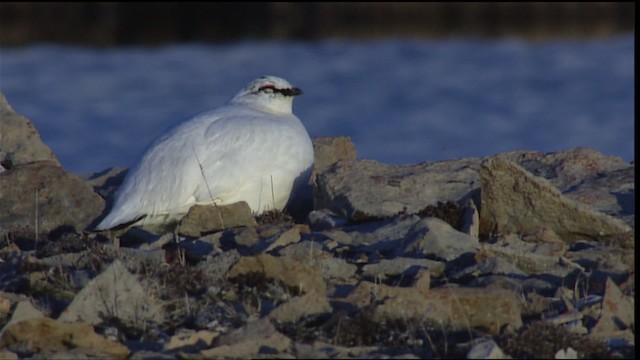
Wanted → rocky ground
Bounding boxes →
[0,91,635,359]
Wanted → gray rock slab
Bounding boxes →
[279,240,358,280]
[0,92,61,167]
[362,257,445,279]
[268,292,332,323]
[403,217,479,261]
[0,162,105,236]
[502,147,631,191]
[58,259,164,325]
[373,285,523,334]
[0,300,45,337]
[479,156,631,241]
[311,136,357,175]
[314,158,481,220]
[178,201,257,237]
[191,318,291,358]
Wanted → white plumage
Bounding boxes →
[95,76,314,230]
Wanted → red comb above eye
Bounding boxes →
[259,85,276,91]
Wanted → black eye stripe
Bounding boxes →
[255,85,302,96]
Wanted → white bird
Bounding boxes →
[95,75,314,230]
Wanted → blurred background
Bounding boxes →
[0,2,634,45]
[0,2,635,174]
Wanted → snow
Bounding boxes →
[0,35,634,175]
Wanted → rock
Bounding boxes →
[220,226,261,252]
[369,283,523,334]
[265,226,302,252]
[278,240,358,281]
[311,136,357,175]
[268,292,332,323]
[0,349,17,360]
[314,158,480,221]
[0,92,60,167]
[306,208,348,231]
[346,215,422,247]
[449,256,528,281]
[475,243,569,276]
[58,259,164,325]
[588,277,635,342]
[554,347,578,359]
[466,338,508,359]
[0,317,130,359]
[178,201,257,237]
[84,166,128,201]
[0,300,45,337]
[479,156,631,241]
[0,162,105,237]
[362,257,444,280]
[227,254,326,296]
[185,318,292,358]
[403,217,479,261]
[503,148,630,192]
[163,329,219,352]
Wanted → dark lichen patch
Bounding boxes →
[497,321,610,359]
[416,201,465,230]
[255,209,294,225]
[276,307,476,358]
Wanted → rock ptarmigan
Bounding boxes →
[95,75,314,230]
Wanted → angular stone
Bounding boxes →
[589,278,635,341]
[467,338,508,359]
[227,254,326,295]
[163,329,219,352]
[0,300,45,337]
[503,148,630,192]
[0,92,60,167]
[187,318,291,359]
[278,240,358,280]
[268,292,332,323]
[178,201,257,237]
[314,158,480,220]
[362,257,444,280]
[0,317,129,359]
[370,284,523,334]
[311,136,357,175]
[479,156,631,241]
[0,162,105,236]
[58,259,164,325]
[403,217,479,261]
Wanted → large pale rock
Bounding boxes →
[186,318,291,359]
[0,92,60,167]
[268,292,332,323]
[479,156,631,241]
[503,148,631,190]
[0,162,105,236]
[373,286,522,334]
[0,300,45,337]
[58,259,164,325]
[314,158,480,221]
[588,278,635,342]
[503,148,634,227]
[344,281,522,334]
[0,317,130,359]
[311,136,357,175]
[403,217,479,261]
[227,254,326,295]
[177,201,257,237]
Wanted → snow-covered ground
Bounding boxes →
[0,35,634,175]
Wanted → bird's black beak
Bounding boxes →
[280,87,303,96]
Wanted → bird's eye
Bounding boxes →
[258,85,277,93]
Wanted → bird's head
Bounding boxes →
[229,76,303,115]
